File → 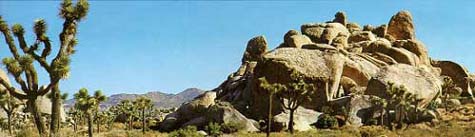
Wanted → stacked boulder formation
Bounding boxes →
[160,11,475,132]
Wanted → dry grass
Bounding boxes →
[9,104,475,137]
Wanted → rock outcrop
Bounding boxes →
[160,10,473,132]
[387,10,415,40]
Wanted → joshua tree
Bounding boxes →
[370,96,387,126]
[67,107,81,132]
[276,71,315,134]
[116,99,137,130]
[133,96,153,133]
[441,77,461,112]
[74,88,106,137]
[0,90,21,134]
[386,82,420,128]
[102,108,117,130]
[258,77,286,137]
[0,0,89,136]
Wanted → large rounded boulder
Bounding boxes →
[365,64,442,107]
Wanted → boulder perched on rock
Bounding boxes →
[332,11,347,26]
[432,60,472,96]
[387,10,415,40]
[242,36,268,63]
[286,34,313,48]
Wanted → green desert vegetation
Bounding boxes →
[1,1,475,137]
[0,0,89,136]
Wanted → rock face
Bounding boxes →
[161,10,473,132]
[365,64,442,107]
[159,92,258,132]
[387,10,415,40]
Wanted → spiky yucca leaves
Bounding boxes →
[370,96,387,126]
[278,71,315,134]
[133,96,153,134]
[0,0,89,136]
[259,70,315,134]
[115,99,138,130]
[74,88,106,137]
[0,90,21,135]
[259,77,286,137]
[385,82,423,129]
[67,107,81,132]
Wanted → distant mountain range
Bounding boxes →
[64,88,205,110]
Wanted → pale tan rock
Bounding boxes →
[387,10,416,40]
[346,22,361,33]
[287,34,313,48]
[366,64,442,107]
[432,60,472,96]
[348,31,376,44]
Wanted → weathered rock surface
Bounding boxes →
[365,64,442,107]
[242,36,268,63]
[432,60,472,96]
[387,10,415,40]
[273,107,321,131]
[162,10,473,132]
[159,92,258,132]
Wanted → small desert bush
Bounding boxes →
[221,121,246,134]
[205,122,222,136]
[168,126,203,137]
[16,127,40,137]
[315,114,339,129]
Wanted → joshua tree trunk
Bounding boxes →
[380,108,384,126]
[50,84,60,137]
[97,120,100,133]
[129,117,133,130]
[288,109,295,134]
[142,109,146,133]
[28,99,46,136]
[87,113,93,137]
[7,112,12,134]
[266,93,273,137]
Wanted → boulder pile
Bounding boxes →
[160,10,475,132]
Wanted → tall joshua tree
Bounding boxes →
[277,71,315,134]
[0,90,21,135]
[0,0,89,136]
[133,96,153,134]
[258,77,286,137]
[47,92,68,131]
[74,88,106,137]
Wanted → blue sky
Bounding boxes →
[0,1,474,96]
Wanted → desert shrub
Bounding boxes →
[359,126,395,137]
[221,121,246,134]
[206,122,222,136]
[315,114,338,129]
[168,126,203,137]
[427,100,439,111]
[205,122,222,136]
[15,127,40,137]
[364,118,378,126]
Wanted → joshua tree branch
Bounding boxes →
[0,30,21,60]
[0,79,27,100]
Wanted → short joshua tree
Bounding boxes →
[74,88,107,137]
